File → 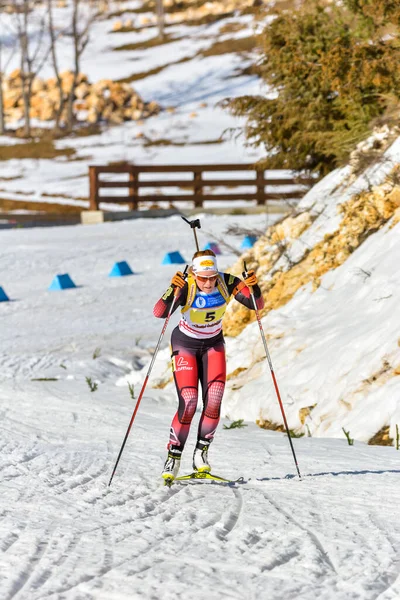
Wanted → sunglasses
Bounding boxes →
[195,274,218,282]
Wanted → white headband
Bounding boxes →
[192,255,218,274]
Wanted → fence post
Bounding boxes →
[256,169,265,206]
[193,168,203,208]
[89,166,99,210]
[128,166,139,211]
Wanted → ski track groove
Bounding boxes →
[2,387,398,598]
[0,510,29,557]
[79,485,246,585]
[49,521,174,598]
[4,479,254,600]
[368,514,400,600]
[5,527,55,600]
[60,483,192,544]
[41,458,110,498]
[1,415,51,443]
[4,450,301,597]
[381,573,400,600]
[53,530,84,572]
[261,489,339,576]
[27,526,115,599]
[374,570,400,600]
[0,442,42,475]
[214,487,243,541]
[59,463,110,494]
[0,531,21,554]
[2,452,398,599]
[101,527,114,575]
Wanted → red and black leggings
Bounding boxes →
[168,327,226,451]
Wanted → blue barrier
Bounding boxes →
[109,261,134,277]
[48,274,77,291]
[162,251,185,265]
[240,235,257,249]
[0,286,9,302]
[203,242,221,255]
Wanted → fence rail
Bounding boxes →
[89,164,314,210]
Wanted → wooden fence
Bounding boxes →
[89,164,314,211]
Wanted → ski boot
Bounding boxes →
[162,448,182,487]
[193,439,211,473]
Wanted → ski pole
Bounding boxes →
[181,216,201,252]
[243,262,302,479]
[108,267,188,486]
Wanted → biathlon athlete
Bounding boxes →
[153,249,264,483]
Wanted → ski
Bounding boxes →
[175,472,244,485]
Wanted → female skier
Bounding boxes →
[153,250,264,483]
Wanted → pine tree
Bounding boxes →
[225,1,400,174]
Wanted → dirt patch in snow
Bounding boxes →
[368,426,393,446]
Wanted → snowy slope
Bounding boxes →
[220,140,400,443]
[223,212,400,440]
[1,211,400,599]
[0,2,265,206]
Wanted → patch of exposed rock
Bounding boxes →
[223,170,400,337]
[348,125,400,180]
[368,425,393,446]
[3,69,160,125]
[223,211,313,336]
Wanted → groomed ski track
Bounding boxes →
[1,379,399,600]
[0,214,399,599]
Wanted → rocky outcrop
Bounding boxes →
[223,211,313,336]
[349,125,400,178]
[223,169,400,337]
[2,69,160,125]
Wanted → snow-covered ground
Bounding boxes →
[0,2,266,206]
[0,213,273,380]
[2,380,400,600]
[1,2,400,595]
[1,212,400,599]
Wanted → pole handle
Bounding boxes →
[242,260,248,279]
[242,260,254,293]
[181,216,201,230]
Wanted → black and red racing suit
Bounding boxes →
[153,272,264,451]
